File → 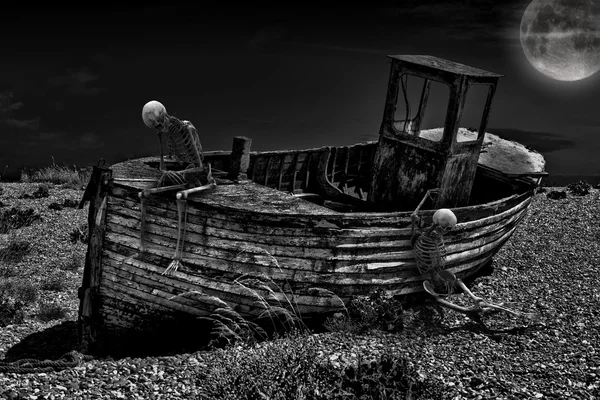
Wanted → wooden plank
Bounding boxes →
[105,212,334,260]
[104,206,521,268]
[100,199,520,291]
[105,188,529,247]
[78,166,112,354]
[109,179,532,227]
[102,250,348,311]
[289,153,300,193]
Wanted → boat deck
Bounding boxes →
[188,180,338,215]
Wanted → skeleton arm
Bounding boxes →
[157,130,165,171]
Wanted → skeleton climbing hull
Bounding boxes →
[78,131,544,354]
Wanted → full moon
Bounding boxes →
[520,0,600,81]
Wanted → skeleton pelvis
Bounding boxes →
[158,166,210,187]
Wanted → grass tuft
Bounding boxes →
[0,240,32,265]
[324,288,404,335]
[566,180,591,196]
[61,253,82,272]
[19,184,50,199]
[547,190,567,200]
[69,223,88,245]
[0,207,41,234]
[37,301,69,322]
[195,333,445,399]
[20,158,91,189]
[40,273,68,292]
[0,279,39,327]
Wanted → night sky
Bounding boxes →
[1,2,599,182]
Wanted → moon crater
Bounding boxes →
[520,0,600,81]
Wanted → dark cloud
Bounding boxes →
[0,91,40,131]
[0,91,23,113]
[3,117,40,131]
[376,2,525,45]
[47,67,104,96]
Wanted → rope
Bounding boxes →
[0,351,95,374]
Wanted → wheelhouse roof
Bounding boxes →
[388,55,504,79]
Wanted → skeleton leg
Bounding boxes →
[136,184,187,253]
[139,194,147,253]
[162,170,216,275]
[423,280,481,317]
[163,197,188,275]
[432,270,537,319]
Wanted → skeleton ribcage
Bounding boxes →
[413,231,447,276]
[165,116,203,167]
[413,230,454,294]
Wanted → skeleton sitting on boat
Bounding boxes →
[135,100,216,275]
[411,189,537,322]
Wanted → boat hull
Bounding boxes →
[77,158,537,353]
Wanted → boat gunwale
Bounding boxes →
[108,178,536,221]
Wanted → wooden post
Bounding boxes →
[78,166,112,355]
[229,136,252,181]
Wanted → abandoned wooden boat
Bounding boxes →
[78,55,546,353]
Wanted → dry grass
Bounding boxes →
[19,157,92,190]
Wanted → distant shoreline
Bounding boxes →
[1,167,597,188]
[540,174,600,187]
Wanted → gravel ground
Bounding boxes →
[0,182,599,399]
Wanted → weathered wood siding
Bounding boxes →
[78,166,112,354]
[91,178,534,339]
[246,142,376,197]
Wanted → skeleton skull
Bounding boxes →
[432,208,457,229]
[142,100,169,132]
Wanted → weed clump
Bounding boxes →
[547,190,567,200]
[196,336,444,399]
[40,274,67,292]
[19,184,50,199]
[48,202,63,211]
[69,223,88,245]
[49,198,82,212]
[324,288,404,335]
[62,198,79,208]
[0,279,39,326]
[61,253,82,271]
[189,274,314,349]
[566,180,591,196]
[37,301,68,322]
[338,352,445,399]
[0,207,41,233]
[196,338,335,399]
[0,240,31,265]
